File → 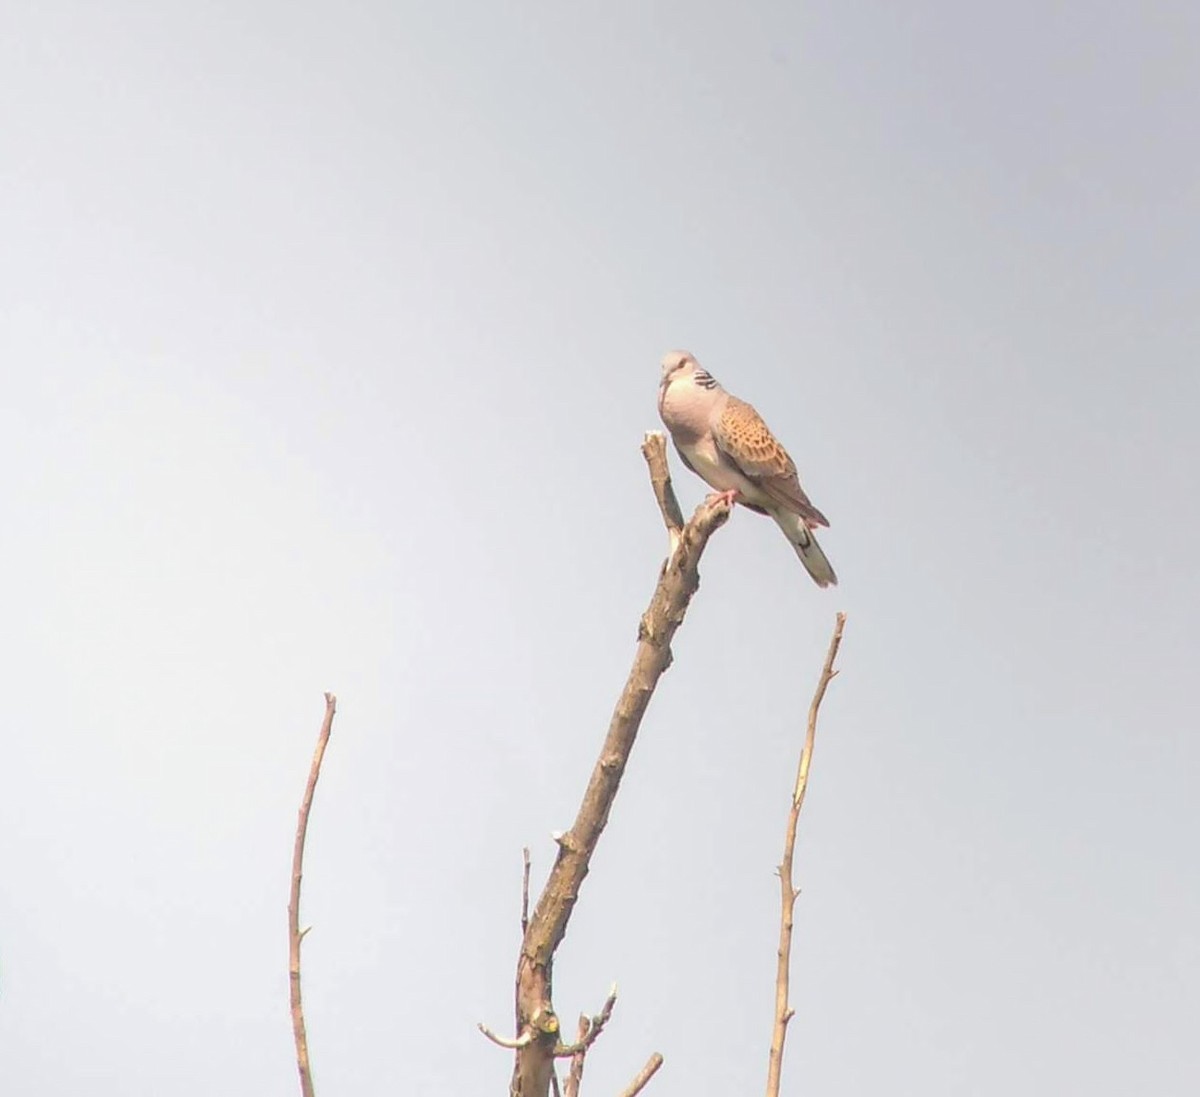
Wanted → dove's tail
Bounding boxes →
[772,508,838,588]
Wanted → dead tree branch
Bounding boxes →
[497,431,723,1096]
[288,691,337,1097]
[562,1014,590,1097]
[643,433,686,557]
[521,847,532,938]
[555,984,618,1059]
[480,1024,536,1050]
[618,1053,665,1097]
[559,986,626,1096]
[765,614,846,1097]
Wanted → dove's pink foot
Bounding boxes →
[707,489,741,507]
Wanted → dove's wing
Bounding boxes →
[712,397,829,528]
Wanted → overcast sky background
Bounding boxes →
[3,2,1198,1094]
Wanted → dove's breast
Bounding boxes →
[659,378,718,443]
[660,380,762,497]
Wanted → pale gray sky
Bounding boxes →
[2,2,1197,1094]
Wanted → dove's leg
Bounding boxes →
[707,489,741,507]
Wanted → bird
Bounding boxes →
[657,349,837,587]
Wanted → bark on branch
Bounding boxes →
[559,984,618,1097]
[505,432,729,1097]
[289,692,337,1097]
[619,1053,665,1097]
[765,614,846,1097]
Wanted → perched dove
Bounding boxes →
[658,350,837,587]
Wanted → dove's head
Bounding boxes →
[659,349,700,388]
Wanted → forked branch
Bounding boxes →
[495,432,728,1097]
[765,615,846,1097]
[559,985,619,1097]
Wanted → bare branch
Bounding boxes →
[618,1053,664,1097]
[521,847,532,938]
[288,692,337,1097]
[641,432,685,535]
[554,984,618,1057]
[562,1014,591,1097]
[765,614,846,1097]
[509,435,732,1097]
[478,1023,535,1050]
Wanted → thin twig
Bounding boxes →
[562,1015,591,1097]
[560,989,621,1097]
[554,984,618,1056]
[618,1053,664,1097]
[478,1023,535,1050]
[765,614,846,1097]
[288,692,337,1097]
[506,432,731,1097]
[521,847,532,937]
